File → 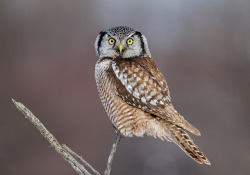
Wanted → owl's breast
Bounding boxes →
[95,58,139,137]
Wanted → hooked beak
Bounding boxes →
[119,44,123,53]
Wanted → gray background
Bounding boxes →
[1,0,250,174]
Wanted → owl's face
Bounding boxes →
[95,26,151,59]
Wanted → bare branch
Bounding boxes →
[62,144,100,175]
[12,99,121,175]
[12,99,93,175]
[104,132,121,175]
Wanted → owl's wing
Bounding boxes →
[112,58,200,136]
[131,57,171,101]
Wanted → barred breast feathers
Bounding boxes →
[95,57,136,137]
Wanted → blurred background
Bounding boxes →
[1,0,250,174]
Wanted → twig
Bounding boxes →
[104,132,121,175]
[12,99,93,175]
[62,144,100,175]
[12,99,121,175]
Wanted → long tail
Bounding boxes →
[163,121,211,165]
[164,105,201,136]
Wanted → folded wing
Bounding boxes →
[111,58,200,136]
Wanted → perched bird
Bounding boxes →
[94,26,210,165]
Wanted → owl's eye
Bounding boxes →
[127,38,133,45]
[108,38,115,45]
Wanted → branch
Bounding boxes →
[12,99,121,175]
[104,132,121,175]
[62,144,100,175]
[12,99,94,175]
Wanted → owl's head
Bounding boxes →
[95,26,151,59]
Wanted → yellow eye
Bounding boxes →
[127,38,133,45]
[108,38,115,45]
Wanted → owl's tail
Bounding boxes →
[163,121,211,165]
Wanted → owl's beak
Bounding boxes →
[119,44,123,53]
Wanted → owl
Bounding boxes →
[94,26,210,165]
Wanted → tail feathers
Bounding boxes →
[164,106,201,136]
[180,118,201,136]
[165,122,211,165]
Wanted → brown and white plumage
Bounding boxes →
[95,26,210,165]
